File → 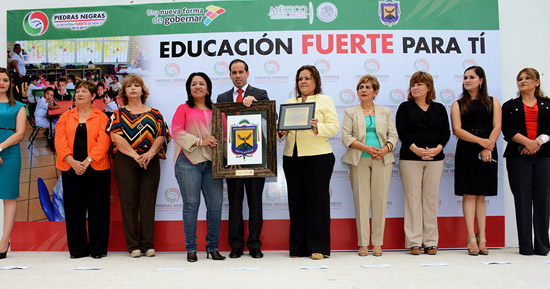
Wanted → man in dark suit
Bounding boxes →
[217,59,268,258]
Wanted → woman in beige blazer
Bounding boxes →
[342,75,398,257]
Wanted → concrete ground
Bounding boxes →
[1,248,549,289]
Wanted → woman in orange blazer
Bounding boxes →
[342,75,398,257]
[55,81,111,259]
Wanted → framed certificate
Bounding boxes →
[212,100,277,179]
[277,102,316,130]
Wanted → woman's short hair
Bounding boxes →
[407,71,436,104]
[294,65,322,98]
[356,74,380,92]
[75,80,98,99]
[517,67,545,98]
[118,74,149,105]
[185,72,213,109]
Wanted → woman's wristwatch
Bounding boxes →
[87,157,93,163]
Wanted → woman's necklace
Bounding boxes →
[361,106,375,115]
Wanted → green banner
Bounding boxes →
[8,0,499,41]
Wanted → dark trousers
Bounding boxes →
[113,153,160,252]
[507,157,550,255]
[227,177,265,250]
[62,168,111,258]
[12,72,24,102]
[283,153,335,256]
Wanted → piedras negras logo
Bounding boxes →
[23,11,49,36]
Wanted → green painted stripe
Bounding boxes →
[8,0,499,41]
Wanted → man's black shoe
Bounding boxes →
[249,248,264,258]
[229,248,243,258]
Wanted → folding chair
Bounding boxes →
[26,104,43,149]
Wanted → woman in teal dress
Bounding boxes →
[0,67,27,259]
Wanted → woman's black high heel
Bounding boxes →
[206,250,226,260]
[0,242,10,259]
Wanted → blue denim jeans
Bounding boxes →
[174,153,223,252]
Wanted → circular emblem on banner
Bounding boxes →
[213,61,229,76]
[339,89,355,105]
[444,153,455,169]
[264,60,280,75]
[314,59,330,74]
[439,89,455,105]
[414,59,430,72]
[389,89,406,104]
[165,188,180,203]
[462,59,478,70]
[316,2,338,23]
[164,63,180,78]
[364,59,380,74]
[23,11,49,36]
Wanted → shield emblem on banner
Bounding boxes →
[231,123,259,160]
[379,1,400,27]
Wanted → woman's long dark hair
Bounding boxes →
[185,72,213,109]
[458,66,492,115]
[0,67,15,106]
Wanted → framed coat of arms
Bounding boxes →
[212,100,277,178]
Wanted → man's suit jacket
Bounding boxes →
[217,85,269,103]
[342,104,398,166]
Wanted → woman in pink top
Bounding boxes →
[172,72,225,262]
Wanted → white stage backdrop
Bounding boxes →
[7,1,502,222]
[147,30,503,221]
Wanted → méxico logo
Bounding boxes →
[204,5,225,26]
[23,11,49,36]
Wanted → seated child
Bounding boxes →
[104,90,119,118]
[95,83,106,101]
[54,78,71,101]
[35,87,61,138]
[66,74,76,89]
[26,76,41,115]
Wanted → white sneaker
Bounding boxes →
[130,249,141,258]
[145,249,156,257]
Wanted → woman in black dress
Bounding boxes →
[451,66,501,255]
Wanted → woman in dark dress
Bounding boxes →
[450,66,501,255]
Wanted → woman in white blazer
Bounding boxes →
[342,75,398,257]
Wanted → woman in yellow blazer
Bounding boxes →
[279,65,339,260]
[342,75,397,257]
